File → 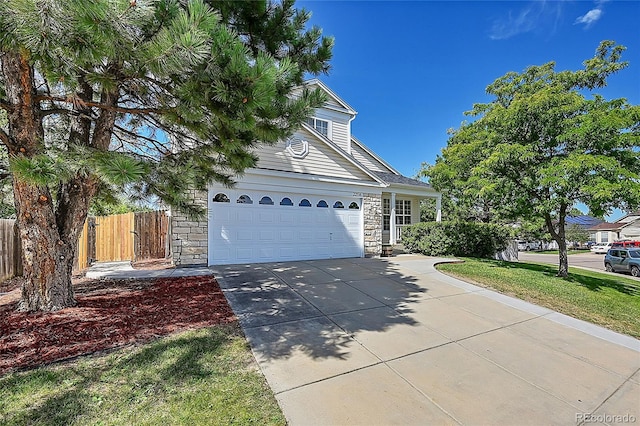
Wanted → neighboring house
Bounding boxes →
[588,212,640,244]
[172,80,442,266]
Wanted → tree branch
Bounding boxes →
[35,95,164,114]
[40,108,72,118]
[113,124,172,157]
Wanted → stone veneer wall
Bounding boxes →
[171,189,208,267]
[362,193,382,257]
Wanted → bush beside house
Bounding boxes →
[403,221,511,258]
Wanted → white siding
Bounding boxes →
[597,231,617,243]
[255,129,372,181]
[312,108,351,151]
[324,96,346,111]
[351,143,392,173]
[621,221,640,239]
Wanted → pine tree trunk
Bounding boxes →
[13,179,77,311]
[2,50,97,311]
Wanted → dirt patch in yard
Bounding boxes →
[0,273,236,375]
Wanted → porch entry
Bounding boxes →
[382,193,442,245]
[383,197,413,243]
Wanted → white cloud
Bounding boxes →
[575,8,603,27]
[489,1,564,41]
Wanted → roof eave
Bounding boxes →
[300,122,385,185]
[303,79,358,115]
[350,135,400,175]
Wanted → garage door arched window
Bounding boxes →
[348,202,360,210]
[237,195,253,204]
[259,196,274,205]
[333,201,344,209]
[317,200,328,208]
[280,197,294,206]
[213,193,230,203]
[299,199,312,207]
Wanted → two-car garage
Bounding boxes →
[208,189,364,265]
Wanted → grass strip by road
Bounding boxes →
[436,258,640,339]
[0,324,285,426]
[534,249,591,255]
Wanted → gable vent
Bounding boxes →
[286,136,309,159]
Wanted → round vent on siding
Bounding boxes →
[286,136,309,159]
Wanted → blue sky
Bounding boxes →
[299,0,639,220]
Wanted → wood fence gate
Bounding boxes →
[77,210,169,268]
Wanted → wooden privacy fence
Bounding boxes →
[2,211,169,280]
[77,210,169,267]
[134,210,169,261]
[0,219,22,281]
[95,212,136,263]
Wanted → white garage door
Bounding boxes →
[208,190,364,265]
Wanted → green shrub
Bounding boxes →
[402,221,511,258]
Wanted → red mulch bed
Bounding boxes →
[0,274,236,375]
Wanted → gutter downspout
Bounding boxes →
[347,113,357,155]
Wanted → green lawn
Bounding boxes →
[436,258,640,338]
[0,324,285,426]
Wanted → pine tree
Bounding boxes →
[0,0,333,311]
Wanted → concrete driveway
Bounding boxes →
[213,256,640,425]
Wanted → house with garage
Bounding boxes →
[588,212,640,244]
[171,80,442,266]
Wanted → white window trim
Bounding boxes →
[395,199,412,225]
[306,117,332,140]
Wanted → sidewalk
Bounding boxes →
[84,261,212,279]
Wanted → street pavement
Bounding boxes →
[518,251,640,280]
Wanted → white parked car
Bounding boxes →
[590,242,613,254]
[517,240,541,251]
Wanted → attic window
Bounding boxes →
[306,117,329,137]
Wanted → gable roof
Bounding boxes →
[280,79,438,194]
[587,212,640,231]
[300,123,384,184]
[616,212,640,224]
[350,136,399,175]
[589,222,620,231]
[304,79,357,116]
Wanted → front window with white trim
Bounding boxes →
[395,200,411,225]
[306,117,329,137]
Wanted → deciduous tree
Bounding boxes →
[424,41,640,276]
